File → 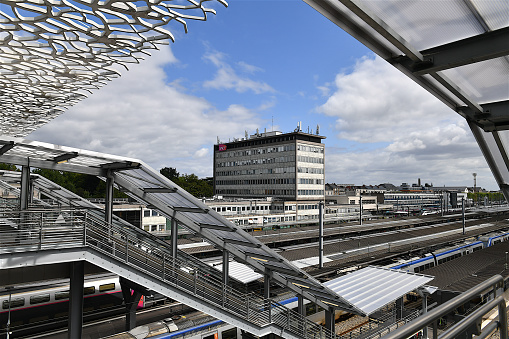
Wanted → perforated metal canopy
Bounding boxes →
[0,135,363,314]
[0,0,227,136]
[324,266,435,316]
[304,0,509,198]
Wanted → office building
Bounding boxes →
[213,130,325,201]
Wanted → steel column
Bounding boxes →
[359,195,363,225]
[319,201,324,268]
[325,307,335,334]
[264,272,271,299]
[298,295,305,316]
[105,172,114,225]
[19,165,30,210]
[223,250,229,286]
[68,261,84,339]
[462,197,466,235]
[171,218,178,259]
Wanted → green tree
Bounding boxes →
[160,167,213,198]
[32,168,127,199]
[0,163,18,171]
[160,167,179,181]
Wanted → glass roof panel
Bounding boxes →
[441,57,509,104]
[363,0,485,50]
[472,0,509,30]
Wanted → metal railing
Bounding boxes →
[0,208,335,339]
[381,275,508,339]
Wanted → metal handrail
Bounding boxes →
[0,208,335,339]
[381,274,507,339]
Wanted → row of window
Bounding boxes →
[349,199,376,204]
[297,189,324,196]
[297,145,324,153]
[216,144,296,158]
[216,178,296,186]
[143,210,160,217]
[216,155,295,167]
[297,204,319,210]
[212,204,297,213]
[2,283,116,309]
[297,167,324,174]
[216,167,295,177]
[215,189,296,196]
[143,224,166,232]
[298,178,324,185]
[297,155,324,164]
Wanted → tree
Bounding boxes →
[160,167,213,198]
[0,163,18,171]
[160,167,179,181]
[32,168,127,199]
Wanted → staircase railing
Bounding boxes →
[0,208,336,339]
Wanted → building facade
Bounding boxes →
[213,131,325,201]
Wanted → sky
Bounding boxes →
[29,0,497,190]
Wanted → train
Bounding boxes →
[0,273,166,339]
[389,230,509,273]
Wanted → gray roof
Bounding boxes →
[324,266,434,315]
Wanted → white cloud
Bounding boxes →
[29,46,262,178]
[317,55,459,143]
[203,51,274,94]
[319,55,497,190]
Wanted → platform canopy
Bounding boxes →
[0,0,227,137]
[324,266,435,316]
[304,0,509,198]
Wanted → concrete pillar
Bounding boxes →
[68,261,84,339]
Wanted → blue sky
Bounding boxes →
[30,0,497,190]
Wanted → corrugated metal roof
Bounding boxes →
[324,266,434,315]
[211,261,263,284]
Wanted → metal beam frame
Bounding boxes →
[460,100,509,132]
[414,27,509,75]
[52,152,79,163]
[112,170,358,312]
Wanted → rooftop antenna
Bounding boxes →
[217,136,220,144]
[316,124,320,135]
[245,130,248,139]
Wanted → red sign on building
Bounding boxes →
[218,144,227,151]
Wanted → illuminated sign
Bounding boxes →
[218,144,227,151]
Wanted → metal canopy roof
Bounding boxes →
[0,135,363,314]
[324,266,434,316]
[304,0,509,198]
[0,0,227,137]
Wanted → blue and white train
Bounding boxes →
[390,231,509,273]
